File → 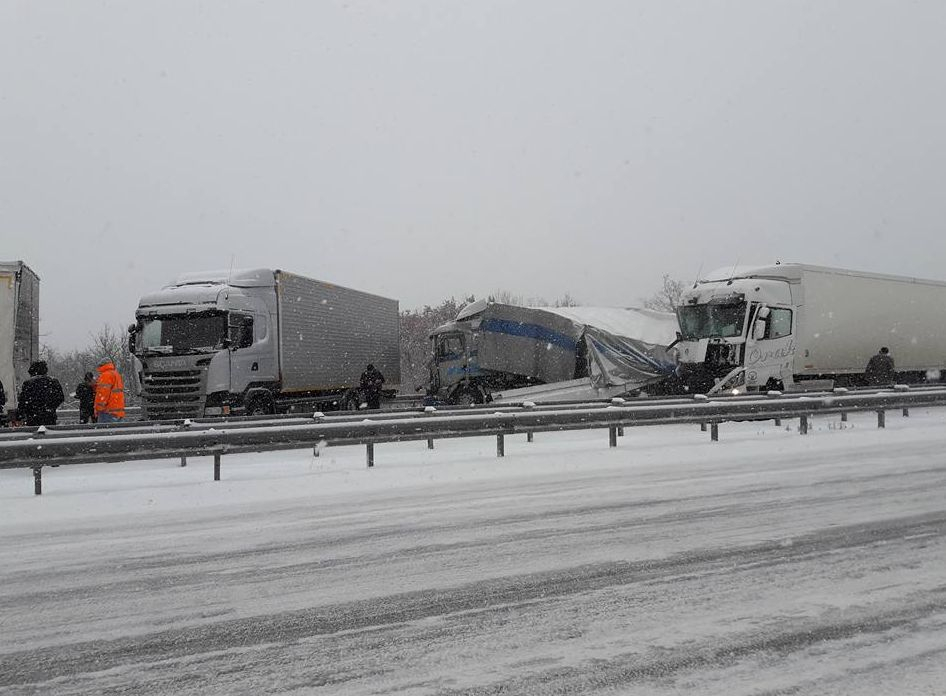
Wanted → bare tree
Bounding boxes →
[553,293,580,308]
[489,291,579,308]
[43,324,139,406]
[642,275,687,312]
[488,290,526,306]
[89,323,126,365]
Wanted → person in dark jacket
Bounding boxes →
[865,346,896,386]
[75,372,97,424]
[0,379,6,425]
[359,364,385,410]
[16,360,65,426]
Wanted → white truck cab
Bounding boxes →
[675,263,946,394]
[676,267,796,393]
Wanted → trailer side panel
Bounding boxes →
[795,267,946,376]
[276,272,400,392]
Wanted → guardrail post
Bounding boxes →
[799,415,809,435]
[902,407,909,417]
[522,402,535,443]
[841,412,848,422]
[877,410,885,429]
[35,427,59,468]
[767,392,782,426]
[700,423,707,432]
[424,406,436,450]
[33,466,42,496]
[313,412,325,456]
[608,426,617,447]
[181,419,191,466]
[213,453,221,481]
[710,423,719,441]
[366,443,375,467]
[496,434,505,457]
[611,398,626,438]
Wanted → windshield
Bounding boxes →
[677,302,747,339]
[138,312,227,354]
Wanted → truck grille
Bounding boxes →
[142,369,206,419]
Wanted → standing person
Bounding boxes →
[16,360,65,426]
[75,372,97,424]
[865,346,896,386]
[359,363,385,410]
[94,358,126,423]
[0,378,7,426]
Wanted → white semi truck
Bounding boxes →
[0,261,40,417]
[674,263,946,393]
[130,269,401,419]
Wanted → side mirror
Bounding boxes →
[757,306,771,319]
[127,325,137,355]
[753,320,766,341]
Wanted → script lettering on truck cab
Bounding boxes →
[746,340,796,367]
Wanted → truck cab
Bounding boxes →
[675,269,796,394]
[427,322,487,404]
[129,269,278,418]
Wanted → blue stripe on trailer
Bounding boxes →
[479,319,578,352]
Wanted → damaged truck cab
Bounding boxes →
[427,300,678,404]
[675,270,795,394]
[674,263,946,394]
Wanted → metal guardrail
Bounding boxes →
[5,384,939,442]
[54,406,142,424]
[2,386,944,495]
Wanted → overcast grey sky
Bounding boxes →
[2,0,945,350]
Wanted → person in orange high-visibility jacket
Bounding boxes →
[94,360,125,423]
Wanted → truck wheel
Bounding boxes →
[453,386,484,406]
[246,396,273,417]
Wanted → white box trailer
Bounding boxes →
[131,269,400,418]
[0,261,40,414]
[674,263,946,393]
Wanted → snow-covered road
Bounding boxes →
[2,409,945,694]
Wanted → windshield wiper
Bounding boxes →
[141,345,174,355]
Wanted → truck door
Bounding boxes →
[228,312,277,392]
[434,333,466,391]
[745,307,796,389]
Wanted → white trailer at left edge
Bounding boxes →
[0,261,40,414]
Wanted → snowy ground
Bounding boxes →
[1,408,945,695]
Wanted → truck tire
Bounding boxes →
[341,390,362,411]
[245,395,273,417]
[453,386,484,406]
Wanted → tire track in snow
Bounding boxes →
[3,510,945,688]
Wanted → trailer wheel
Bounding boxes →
[340,389,362,411]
